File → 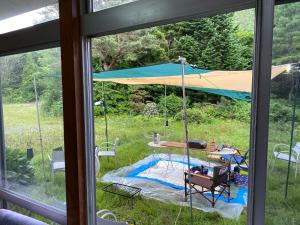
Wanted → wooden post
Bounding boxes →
[58,0,87,225]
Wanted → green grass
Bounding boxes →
[94,115,249,224]
[3,103,300,224]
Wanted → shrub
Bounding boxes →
[192,99,251,123]
[175,108,213,124]
[41,81,63,117]
[209,99,251,122]
[143,102,159,116]
[269,99,294,123]
[158,94,185,117]
[6,148,35,185]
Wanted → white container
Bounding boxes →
[153,133,160,144]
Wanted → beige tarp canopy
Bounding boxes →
[94,64,287,93]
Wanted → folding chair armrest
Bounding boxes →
[273,144,289,152]
[184,171,212,180]
[275,150,290,153]
[97,209,110,216]
[97,146,113,151]
[96,209,117,221]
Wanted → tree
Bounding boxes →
[92,28,168,71]
[161,14,252,70]
[34,4,59,24]
[272,2,300,65]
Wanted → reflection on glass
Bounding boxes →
[266,2,300,225]
[7,203,55,224]
[93,0,138,11]
[0,3,59,35]
[92,10,253,224]
[0,48,66,210]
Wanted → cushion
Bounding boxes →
[0,209,48,225]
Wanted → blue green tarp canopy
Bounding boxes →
[93,63,287,101]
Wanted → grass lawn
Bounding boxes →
[3,103,300,224]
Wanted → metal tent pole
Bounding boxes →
[285,65,299,199]
[33,76,46,180]
[164,85,168,137]
[102,82,109,149]
[179,56,193,225]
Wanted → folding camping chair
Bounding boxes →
[184,162,231,208]
[221,149,249,168]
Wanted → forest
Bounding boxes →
[1,2,300,225]
[0,5,299,118]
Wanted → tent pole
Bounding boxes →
[164,85,168,136]
[179,57,193,224]
[33,76,46,180]
[102,82,109,149]
[285,67,299,199]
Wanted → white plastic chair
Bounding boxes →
[271,143,300,177]
[97,138,119,161]
[48,147,65,173]
[96,209,128,225]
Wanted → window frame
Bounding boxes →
[0,0,295,224]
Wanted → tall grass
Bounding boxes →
[3,103,299,224]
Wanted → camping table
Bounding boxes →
[148,141,237,164]
[148,141,237,153]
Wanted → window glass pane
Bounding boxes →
[266,2,300,224]
[0,48,66,210]
[0,2,59,35]
[93,0,138,12]
[91,9,253,224]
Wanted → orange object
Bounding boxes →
[209,140,217,151]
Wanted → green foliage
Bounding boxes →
[0,49,61,105]
[92,28,168,71]
[209,99,251,122]
[272,2,300,65]
[93,82,130,115]
[41,79,63,116]
[269,99,295,123]
[129,87,149,114]
[6,148,35,185]
[162,14,252,70]
[157,94,183,117]
[175,99,251,123]
[232,9,255,32]
[175,107,213,124]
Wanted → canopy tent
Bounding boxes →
[93,63,287,100]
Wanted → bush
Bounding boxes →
[6,148,34,185]
[175,108,213,124]
[175,99,251,124]
[158,94,185,117]
[207,99,251,122]
[143,102,159,116]
[269,99,295,123]
[41,80,63,117]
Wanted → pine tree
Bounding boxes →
[162,14,252,70]
[273,2,300,65]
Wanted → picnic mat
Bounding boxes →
[101,154,247,219]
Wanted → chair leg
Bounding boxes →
[212,190,215,208]
[271,157,277,172]
[184,177,187,202]
[295,163,298,178]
